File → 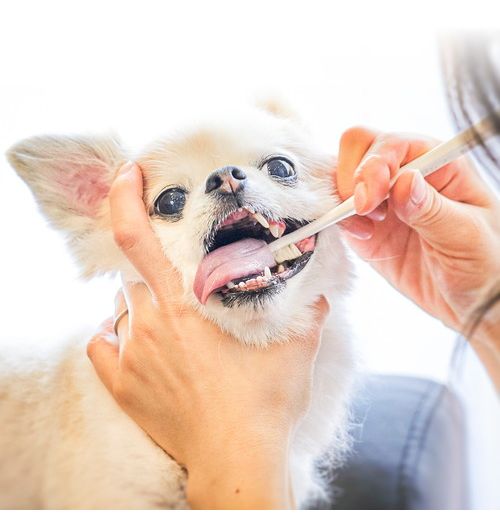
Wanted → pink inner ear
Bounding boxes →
[56,161,111,217]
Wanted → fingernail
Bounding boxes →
[410,170,426,205]
[354,182,368,213]
[118,161,135,176]
[343,227,373,240]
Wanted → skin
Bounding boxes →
[88,130,500,509]
[87,161,330,509]
[336,128,500,388]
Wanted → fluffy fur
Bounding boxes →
[1,103,356,508]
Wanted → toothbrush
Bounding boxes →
[270,111,499,264]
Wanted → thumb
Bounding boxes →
[392,169,466,245]
[86,318,120,394]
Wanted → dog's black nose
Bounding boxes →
[205,166,247,194]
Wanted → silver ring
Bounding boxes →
[113,308,129,336]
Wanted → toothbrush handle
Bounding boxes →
[269,111,498,253]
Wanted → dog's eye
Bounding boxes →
[265,157,295,180]
[154,187,187,217]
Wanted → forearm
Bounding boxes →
[186,433,293,509]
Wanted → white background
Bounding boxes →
[0,0,498,508]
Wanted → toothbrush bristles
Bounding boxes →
[273,244,302,264]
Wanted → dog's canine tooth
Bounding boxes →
[253,212,269,229]
[269,223,280,238]
[277,264,285,274]
[264,266,272,279]
[277,225,285,238]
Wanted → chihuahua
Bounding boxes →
[1,101,356,508]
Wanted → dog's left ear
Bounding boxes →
[7,134,127,276]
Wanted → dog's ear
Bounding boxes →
[255,97,302,123]
[7,134,125,225]
[7,134,127,277]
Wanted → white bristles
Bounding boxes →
[273,244,302,264]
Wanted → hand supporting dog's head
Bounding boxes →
[7,103,351,345]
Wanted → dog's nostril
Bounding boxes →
[230,167,246,180]
[205,166,247,194]
[205,172,224,193]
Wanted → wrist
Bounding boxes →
[186,426,293,509]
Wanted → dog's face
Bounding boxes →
[7,103,351,345]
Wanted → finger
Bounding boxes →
[390,169,473,248]
[121,278,158,318]
[113,289,130,340]
[114,289,127,318]
[87,319,119,394]
[336,127,377,200]
[339,214,374,240]
[366,201,388,222]
[353,135,437,215]
[109,162,183,299]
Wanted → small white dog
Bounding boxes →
[1,101,356,509]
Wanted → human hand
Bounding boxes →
[87,162,330,509]
[336,127,500,333]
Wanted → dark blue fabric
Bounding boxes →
[313,375,468,510]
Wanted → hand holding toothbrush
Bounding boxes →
[335,127,500,384]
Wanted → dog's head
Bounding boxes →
[7,102,351,345]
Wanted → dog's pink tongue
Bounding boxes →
[194,238,276,304]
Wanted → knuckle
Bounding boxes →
[130,320,156,343]
[113,227,139,252]
[120,350,138,374]
[113,380,132,406]
[413,191,444,226]
[340,126,374,148]
[379,132,403,146]
[355,154,388,180]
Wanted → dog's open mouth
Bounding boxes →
[193,207,316,304]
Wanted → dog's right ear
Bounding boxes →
[7,134,128,277]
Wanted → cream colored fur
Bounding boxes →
[1,103,356,508]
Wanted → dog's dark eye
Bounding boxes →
[154,187,187,217]
[265,157,295,180]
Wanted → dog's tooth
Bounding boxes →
[290,244,302,258]
[277,264,285,273]
[238,281,246,289]
[245,206,255,214]
[277,224,286,238]
[253,212,269,229]
[227,281,235,289]
[269,223,280,238]
[256,275,264,282]
[264,266,272,279]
